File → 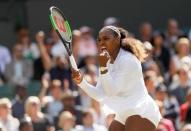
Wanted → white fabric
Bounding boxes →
[0,115,19,131]
[0,45,11,73]
[51,39,67,57]
[78,48,161,127]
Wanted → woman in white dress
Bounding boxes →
[72,26,161,131]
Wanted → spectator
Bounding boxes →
[144,70,158,98]
[19,116,33,131]
[50,56,73,89]
[33,31,53,80]
[170,65,191,105]
[155,83,180,129]
[91,99,106,125]
[0,44,11,74]
[39,78,63,127]
[164,18,183,51]
[72,29,82,65]
[139,22,153,42]
[60,90,83,125]
[170,37,190,76]
[180,89,191,123]
[16,26,40,60]
[103,17,120,26]
[0,98,19,131]
[25,96,55,131]
[47,80,63,122]
[76,110,107,131]
[151,31,171,75]
[78,26,97,59]
[12,84,28,119]
[50,29,67,58]
[58,111,77,131]
[4,44,33,86]
[155,100,175,131]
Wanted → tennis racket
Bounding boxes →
[49,6,78,70]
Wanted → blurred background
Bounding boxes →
[0,0,191,131]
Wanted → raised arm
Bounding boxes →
[72,69,105,102]
[100,54,140,96]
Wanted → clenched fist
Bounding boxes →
[71,68,83,84]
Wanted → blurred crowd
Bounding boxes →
[0,17,191,131]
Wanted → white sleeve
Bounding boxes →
[78,77,105,102]
[100,55,140,96]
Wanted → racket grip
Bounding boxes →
[69,55,78,70]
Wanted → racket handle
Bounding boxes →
[69,55,78,70]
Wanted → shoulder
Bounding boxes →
[118,49,141,69]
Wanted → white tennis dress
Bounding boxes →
[78,48,161,127]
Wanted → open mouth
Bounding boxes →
[100,47,107,53]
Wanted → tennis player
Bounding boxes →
[72,26,161,131]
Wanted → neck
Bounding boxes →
[110,47,120,63]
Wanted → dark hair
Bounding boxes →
[118,27,147,62]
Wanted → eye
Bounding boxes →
[103,36,110,41]
[97,38,101,42]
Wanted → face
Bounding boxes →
[83,113,94,126]
[62,97,75,108]
[140,23,152,37]
[178,69,188,81]
[13,44,23,59]
[28,103,39,115]
[178,44,189,55]
[154,35,164,47]
[97,29,120,56]
[0,106,9,118]
[50,86,61,99]
[156,91,166,101]
[20,124,33,131]
[60,118,75,129]
[168,20,178,35]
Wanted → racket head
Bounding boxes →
[49,6,72,43]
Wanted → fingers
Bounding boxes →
[71,68,82,84]
[99,50,110,59]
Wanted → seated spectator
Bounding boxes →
[151,31,171,75]
[0,44,11,72]
[4,44,33,86]
[16,26,40,60]
[139,22,153,42]
[25,96,55,131]
[19,116,33,131]
[144,70,158,98]
[12,84,28,119]
[72,29,82,65]
[39,79,63,125]
[170,37,190,77]
[50,29,67,58]
[58,111,77,131]
[78,26,97,59]
[170,65,191,105]
[90,99,106,126]
[50,56,73,90]
[156,100,175,131]
[60,90,83,125]
[180,89,191,122]
[75,110,107,131]
[164,18,183,52]
[0,98,19,131]
[155,83,180,129]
